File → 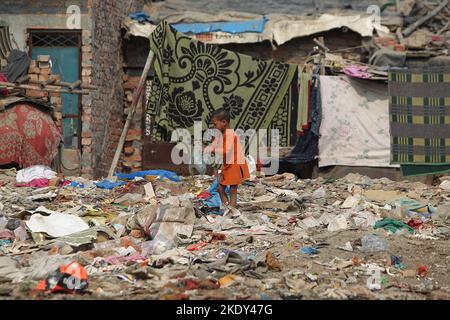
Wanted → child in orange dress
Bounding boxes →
[204,109,250,214]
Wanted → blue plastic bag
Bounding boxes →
[300,247,319,255]
[202,176,230,210]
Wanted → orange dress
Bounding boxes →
[205,129,250,186]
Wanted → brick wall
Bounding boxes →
[122,75,143,173]
[89,0,144,178]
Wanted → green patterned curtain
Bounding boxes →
[146,21,297,147]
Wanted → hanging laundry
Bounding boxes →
[319,76,396,168]
[389,68,450,175]
[343,65,371,79]
[297,72,312,135]
[147,21,297,147]
[282,69,321,165]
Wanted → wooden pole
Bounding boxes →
[0,81,90,94]
[402,0,449,37]
[107,49,155,179]
[56,81,97,90]
[318,36,326,75]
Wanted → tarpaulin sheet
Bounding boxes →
[123,13,388,45]
[173,17,266,34]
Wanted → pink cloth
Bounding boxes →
[343,66,371,79]
[16,178,50,188]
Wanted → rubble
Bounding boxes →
[0,169,449,300]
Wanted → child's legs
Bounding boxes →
[229,185,238,208]
[218,184,229,207]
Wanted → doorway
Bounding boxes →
[28,29,82,150]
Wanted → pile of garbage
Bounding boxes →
[1,166,449,300]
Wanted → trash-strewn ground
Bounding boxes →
[1,169,450,300]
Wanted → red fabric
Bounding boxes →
[0,104,61,168]
[196,191,211,200]
[0,73,9,96]
[186,242,208,252]
[407,219,423,230]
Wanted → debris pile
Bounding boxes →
[0,167,449,300]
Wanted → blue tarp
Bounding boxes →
[115,170,181,182]
[172,17,266,34]
[95,180,126,190]
[70,181,84,188]
[129,12,156,23]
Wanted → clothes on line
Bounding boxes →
[389,67,450,165]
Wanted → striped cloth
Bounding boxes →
[389,68,450,165]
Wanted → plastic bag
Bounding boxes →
[246,155,257,180]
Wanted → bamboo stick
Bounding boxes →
[0,81,90,95]
[402,0,449,37]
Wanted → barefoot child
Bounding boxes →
[204,109,250,214]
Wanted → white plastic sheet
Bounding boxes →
[26,211,89,238]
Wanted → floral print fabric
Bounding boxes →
[147,21,297,146]
[0,104,61,167]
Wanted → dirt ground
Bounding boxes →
[1,171,449,300]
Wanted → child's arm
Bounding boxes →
[204,136,218,154]
[207,134,235,158]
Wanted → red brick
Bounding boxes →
[28,67,40,74]
[39,68,51,75]
[38,74,50,81]
[124,146,134,155]
[126,129,141,141]
[29,74,39,82]
[124,153,142,162]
